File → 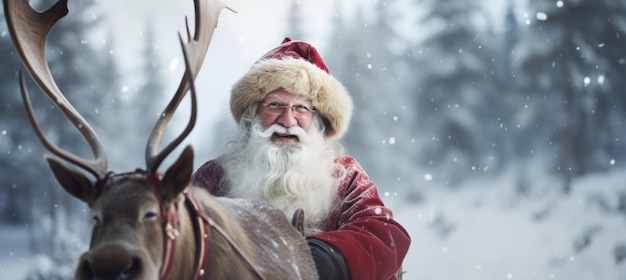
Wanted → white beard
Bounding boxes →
[219,119,343,235]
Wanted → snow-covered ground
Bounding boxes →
[393,165,626,280]
[1,166,625,279]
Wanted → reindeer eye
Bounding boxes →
[143,211,158,220]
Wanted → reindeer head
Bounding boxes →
[3,0,232,278]
[69,146,195,279]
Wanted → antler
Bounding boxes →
[145,0,234,174]
[4,0,108,179]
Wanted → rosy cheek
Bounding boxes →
[260,113,276,128]
[298,119,311,131]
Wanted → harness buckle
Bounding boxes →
[165,223,179,240]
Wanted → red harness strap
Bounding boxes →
[156,186,178,280]
[186,193,267,280]
[157,186,212,280]
[153,179,212,280]
[183,191,211,279]
[164,190,263,280]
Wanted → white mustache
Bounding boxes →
[257,124,310,142]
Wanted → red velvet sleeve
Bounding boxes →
[192,159,228,196]
[307,156,411,280]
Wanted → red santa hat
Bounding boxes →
[230,37,353,139]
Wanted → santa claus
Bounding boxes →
[193,37,410,280]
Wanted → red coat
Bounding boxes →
[192,155,411,280]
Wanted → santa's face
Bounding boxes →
[258,90,316,144]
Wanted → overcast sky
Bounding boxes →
[98,0,508,90]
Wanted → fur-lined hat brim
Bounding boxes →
[230,57,352,139]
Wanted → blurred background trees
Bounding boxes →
[1,0,625,277]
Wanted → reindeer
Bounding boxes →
[3,0,318,279]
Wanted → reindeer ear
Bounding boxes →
[160,145,194,202]
[46,157,96,204]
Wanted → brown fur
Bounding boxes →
[50,146,317,280]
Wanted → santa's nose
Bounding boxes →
[275,107,297,127]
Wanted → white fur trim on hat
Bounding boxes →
[230,57,353,139]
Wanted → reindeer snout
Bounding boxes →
[75,242,147,280]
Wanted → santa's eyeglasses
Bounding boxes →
[261,102,317,118]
